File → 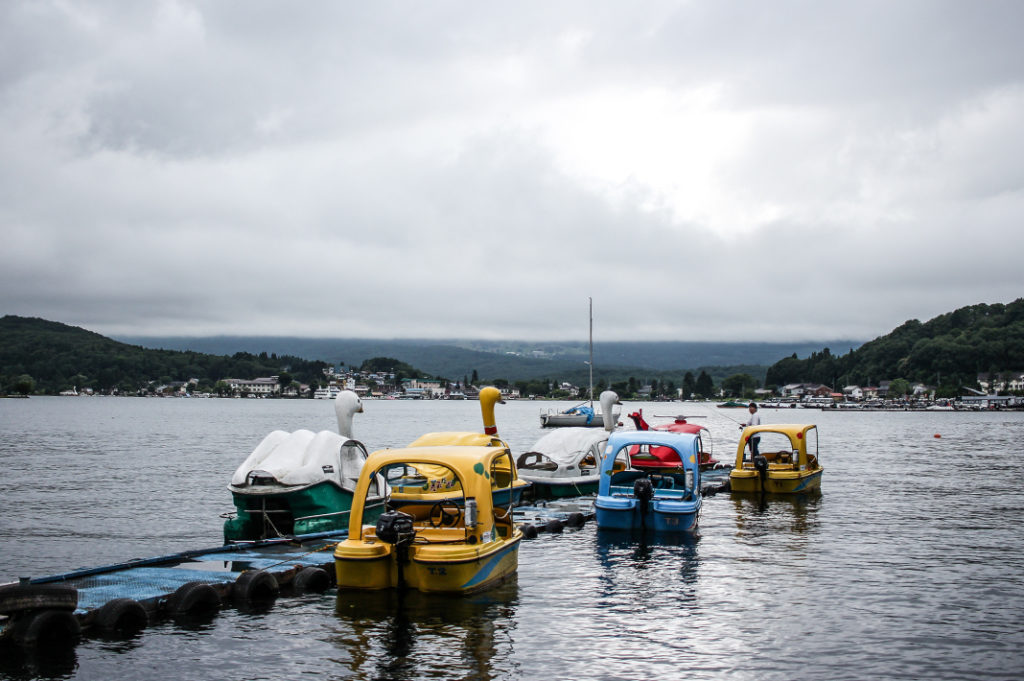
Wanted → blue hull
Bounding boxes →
[595,496,700,533]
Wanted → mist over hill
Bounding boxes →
[116,335,862,382]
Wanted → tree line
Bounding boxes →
[764,299,1024,396]
[0,316,332,395]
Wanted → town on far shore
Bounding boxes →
[53,366,1024,411]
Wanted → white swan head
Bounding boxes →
[600,390,621,432]
[334,390,363,439]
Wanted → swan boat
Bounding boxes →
[594,431,703,533]
[223,391,386,541]
[517,391,620,498]
[729,424,823,494]
[397,387,531,510]
[334,445,523,594]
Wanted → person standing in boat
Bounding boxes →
[740,402,762,461]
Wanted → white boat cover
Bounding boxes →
[526,428,609,466]
[230,428,368,490]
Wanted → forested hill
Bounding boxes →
[764,299,1024,393]
[0,316,332,394]
[115,335,859,382]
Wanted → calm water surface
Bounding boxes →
[1,397,1023,680]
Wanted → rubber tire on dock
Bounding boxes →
[566,512,586,528]
[9,609,80,647]
[0,583,77,615]
[94,598,147,635]
[544,519,565,533]
[167,581,220,616]
[519,523,538,539]
[233,570,279,603]
[291,567,331,594]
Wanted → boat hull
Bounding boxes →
[594,495,701,533]
[224,481,386,542]
[540,411,620,428]
[729,467,823,494]
[334,535,522,594]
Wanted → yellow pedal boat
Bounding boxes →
[729,424,823,494]
[395,387,530,511]
[334,445,523,594]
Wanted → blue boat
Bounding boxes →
[594,431,702,533]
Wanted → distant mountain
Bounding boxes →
[764,298,1024,395]
[0,316,332,394]
[116,335,863,382]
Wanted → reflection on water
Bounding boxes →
[2,400,1024,679]
[331,582,519,681]
[729,493,822,535]
[0,641,78,679]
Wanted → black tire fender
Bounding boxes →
[519,523,538,539]
[167,581,220,615]
[0,583,77,615]
[94,597,147,634]
[566,512,586,528]
[233,570,279,603]
[10,609,80,647]
[291,567,331,594]
[544,519,565,533]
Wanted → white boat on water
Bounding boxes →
[314,385,343,400]
[539,297,619,428]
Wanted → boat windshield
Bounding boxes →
[755,431,801,464]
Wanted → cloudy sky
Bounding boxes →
[1,1,1022,342]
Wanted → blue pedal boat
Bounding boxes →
[594,431,702,533]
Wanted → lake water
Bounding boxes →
[1,397,1023,680]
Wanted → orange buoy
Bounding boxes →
[934,434,941,438]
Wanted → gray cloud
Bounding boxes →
[1,1,1022,342]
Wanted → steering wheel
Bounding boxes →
[428,499,462,528]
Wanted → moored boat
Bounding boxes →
[729,423,823,494]
[539,297,619,428]
[333,446,523,593]
[223,391,386,541]
[626,409,723,470]
[517,391,620,498]
[401,387,530,508]
[594,431,702,533]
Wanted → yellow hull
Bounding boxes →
[730,466,823,494]
[335,533,522,594]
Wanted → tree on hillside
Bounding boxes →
[695,371,714,398]
[682,372,696,399]
[888,378,911,397]
[722,373,756,397]
[12,374,35,396]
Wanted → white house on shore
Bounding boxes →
[223,377,279,395]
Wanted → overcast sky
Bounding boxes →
[1,1,1022,342]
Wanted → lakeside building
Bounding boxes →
[978,372,1024,392]
[222,377,279,396]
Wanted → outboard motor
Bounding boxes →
[753,455,769,491]
[633,477,655,528]
[375,510,415,548]
[375,510,416,588]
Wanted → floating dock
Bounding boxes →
[0,531,345,647]
[0,505,598,650]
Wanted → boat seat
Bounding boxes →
[516,452,557,471]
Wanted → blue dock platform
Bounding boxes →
[0,531,345,647]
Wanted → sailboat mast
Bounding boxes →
[589,297,594,404]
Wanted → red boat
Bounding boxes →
[626,410,723,470]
